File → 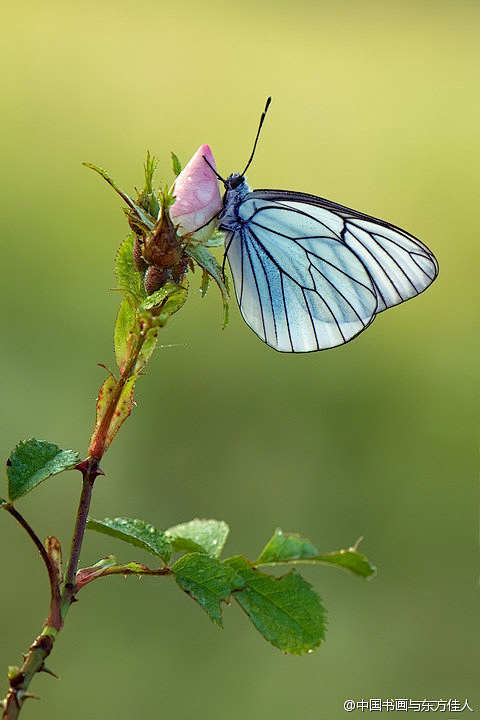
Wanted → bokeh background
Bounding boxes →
[1,1,478,718]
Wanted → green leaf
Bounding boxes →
[256,530,376,579]
[172,553,244,626]
[86,517,172,564]
[256,528,320,564]
[226,555,326,654]
[171,152,182,177]
[114,299,136,373]
[115,233,147,306]
[185,243,229,328]
[166,519,229,558]
[6,439,80,501]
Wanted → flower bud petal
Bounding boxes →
[170,144,222,242]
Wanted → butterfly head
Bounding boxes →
[226,172,245,190]
[223,172,250,205]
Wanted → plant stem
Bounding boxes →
[2,300,158,718]
[2,633,56,720]
[3,505,57,600]
[61,458,101,615]
[2,504,62,631]
[1,459,102,719]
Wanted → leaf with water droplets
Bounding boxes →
[166,519,229,558]
[172,553,244,626]
[226,555,326,654]
[86,517,172,564]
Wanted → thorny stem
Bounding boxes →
[2,314,156,719]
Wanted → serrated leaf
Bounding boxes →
[172,553,244,626]
[115,233,147,306]
[166,519,229,558]
[89,374,138,456]
[256,530,376,579]
[6,439,80,501]
[114,299,136,373]
[226,555,326,654]
[185,243,229,328]
[86,517,172,564]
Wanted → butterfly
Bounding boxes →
[209,98,438,353]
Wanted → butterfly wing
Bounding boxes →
[223,190,438,353]
[254,190,439,313]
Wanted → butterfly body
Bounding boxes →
[218,174,438,353]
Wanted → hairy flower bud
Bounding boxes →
[170,144,222,243]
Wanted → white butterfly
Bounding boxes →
[214,99,438,353]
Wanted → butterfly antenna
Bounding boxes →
[203,155,226,184]
[240,96,272,177]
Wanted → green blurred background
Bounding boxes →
[1,1,478,717]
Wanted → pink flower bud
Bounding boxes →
[170,144,222,243]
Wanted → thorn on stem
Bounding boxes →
[39,663,59,679]
[75,457,105,480]
[18,691,40,702]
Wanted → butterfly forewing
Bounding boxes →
[253,190,438,310]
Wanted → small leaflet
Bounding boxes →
[165,519,230,558]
